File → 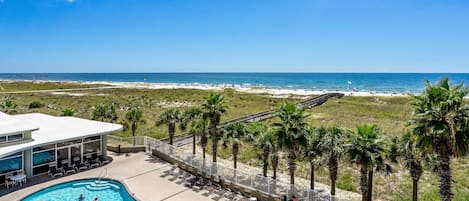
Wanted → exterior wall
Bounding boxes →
[24,149,32,178]
[101,135,107,156]
[23,131,32,140]
[0,132,34,148]
[1,133,116,181]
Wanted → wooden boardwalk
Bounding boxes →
[171,93,344,146]
[222,93,344,126]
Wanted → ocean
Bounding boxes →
[0,73,468,94]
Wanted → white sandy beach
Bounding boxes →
[1,79,415,97]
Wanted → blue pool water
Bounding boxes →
[21,179,136,201]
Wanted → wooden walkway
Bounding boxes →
[171,93,344,146]
[222,93,344,125]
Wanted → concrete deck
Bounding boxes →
[0,152,239,201]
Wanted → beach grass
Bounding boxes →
[1,81,468,201]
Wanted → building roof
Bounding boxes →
[0,112,122,158]
[0,112,39,136]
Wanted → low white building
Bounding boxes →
[0,112,122,184]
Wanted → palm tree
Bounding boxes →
[245,122,264,142]
[273,102,309,186]
[224,122,246,169]
[201,92,228,163]
[410,77,469,201]
[92,102,118,122]
[190,117,210,160]
[125,107,144,146]
[252,123,276,177]
[303,127,325,190]
[271,148,279,180]
[183,108,203,155]
[346,124,391,201]
[156,108,184,145]
[322,126,346,196]
[391,132,424,201]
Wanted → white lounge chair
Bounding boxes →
[61,159,76,175]
[48,163,64,178]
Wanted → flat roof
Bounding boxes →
[0,112,39,136]
[0,113,122,158]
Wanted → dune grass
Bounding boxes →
[2,82,469,201]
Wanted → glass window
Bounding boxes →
[0,136,6,143]
[33,150,55,166]
[7,133,23,142]
[33,144,56,152]
[83,140,101,155]
[57,139,82,147]
[3,151,22,158]
[84,135,101,142]
[0,156,22,174]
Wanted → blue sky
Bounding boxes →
[0,0,468,73]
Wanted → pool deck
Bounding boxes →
[0,151,234,201]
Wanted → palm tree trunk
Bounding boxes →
[169,123,175,145]
[329,156,338,196]
[201,136,207,160]
[192,134,196,155]
[271,151,278,180]
[210,120,218,163]
[263,148,269,177]
[233,143,239,169]
[273,167,277,180]
[360,166,369,201]
[310,161,315,190]
[202,148,206,159]
[234,154,238,169]
[412,179,418,201]
[288,150,297,185]
[212,135,217,163]
[439,148,452,201]
[367,169,373,201]
[132,122,137,146]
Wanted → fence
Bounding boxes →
[108,135,341,201]
[107,135,146,147]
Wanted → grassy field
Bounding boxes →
[1,82,468,201]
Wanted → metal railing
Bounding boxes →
[115,135,342,201]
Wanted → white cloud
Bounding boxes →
[66,0,74,3]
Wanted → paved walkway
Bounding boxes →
[0,152,237,201]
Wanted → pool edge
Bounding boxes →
[18,178,141,201]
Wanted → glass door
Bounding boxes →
[71,144,82,162]
[56,147,69,168]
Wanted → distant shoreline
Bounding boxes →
[0,79,412,97]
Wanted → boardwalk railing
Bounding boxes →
[222,93,344,126]
[108,135,341,201]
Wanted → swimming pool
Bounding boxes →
[21,179,136,201]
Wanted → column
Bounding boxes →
[23,149,32,178]
[101,135,107,156]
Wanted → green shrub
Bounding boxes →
[29,101,44,109]
[61,107,75,116]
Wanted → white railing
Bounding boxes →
[108,135,342,201]
[107,135,146,147]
